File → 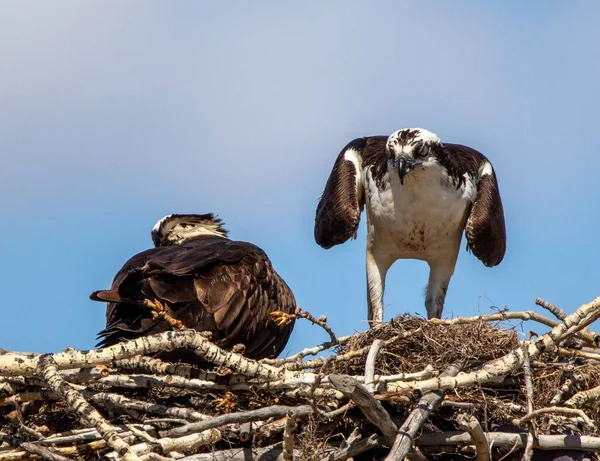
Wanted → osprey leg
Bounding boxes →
[424,264,454,319]
[366,249,391,326]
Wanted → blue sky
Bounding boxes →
[1,1,599,355]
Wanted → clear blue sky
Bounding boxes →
[1,1,599,355]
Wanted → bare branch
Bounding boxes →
[565,383,600,408]
[317,433,379,461]
[37,354,140,461]
[282,409,297,461]
[456,414,490,461]
[364,339,383,392]
[328,374,398,442]
[20,443,75,461]
[515,406,596,428]
[384,363,461,461]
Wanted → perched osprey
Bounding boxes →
[314,128,506,323]
[91,213,297,362]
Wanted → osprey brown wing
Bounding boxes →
[93,238,296,361]
[314,137,368,249]
[465,167,507,267]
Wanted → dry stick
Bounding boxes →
[0,330,283,381]
[89,392,209,421]
[535,298,599,346]
[119,430,222,457]
[40,425,158,446]
[521,341,535,461]
[317,433,379,461]
[163,405,312,438]
[294,308,338,347]
[19,443,75,461]
[115,356,205,379]
[37,354,141,461]
[263,322,391,365]
[282,409,297,461]
[0,437,137,461]
[384,363,461,461]
[365,339,383,392]
[516,406,596,428]
[328,374,398,442]
[415,431,600,451]
[557,348,600,362]
[456,413,490,461]
[565,383,600,408]
[388,297,600,394]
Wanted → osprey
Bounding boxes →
[314,128,506,323]
[91,213,297,362]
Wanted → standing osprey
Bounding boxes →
[91,213,297,362]
[314,128,506,323]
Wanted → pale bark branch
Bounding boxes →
[328,374,398,441]
[384,363,461,461]
[282,409,297,461]
[565,383,600,408]
[37,354,140,461]
[365,339,383,392]
[456,413,490,461]
[415,431,600,451]
[515,406,596,428]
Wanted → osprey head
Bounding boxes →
[386,128,442,185]
[151,213,229,247]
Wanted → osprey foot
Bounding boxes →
[143,298,186,330]
[269,310,297,327]
[214,391,236,413]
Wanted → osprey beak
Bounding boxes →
[395,157,412,185]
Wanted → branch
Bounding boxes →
[384,363,461,461]
[456,414,490,461]
[565,383,600,408]
[19,443,75,461]
[365,339,383,392]
[328,374,398,442]
[162,405,312,438]
[522,341,535,461]
[0,330,284,381]
[282,409,297,461]
[415,431,600,451]
[515,406,596,428]
[37,354,140,461]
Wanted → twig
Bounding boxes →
[282,409,297,461]
[270,307,338,347]
[317,433,379,461]
[162,405,312,438]
[292,327,422,371]
[365,339,383,392]
[384,363,461,461]
[456,413,490,461]
[328,374,398,442]
[19,443,74,461]
[37,354,140,461]
[515,406,596,428]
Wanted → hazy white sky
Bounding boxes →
[1,1,599,353]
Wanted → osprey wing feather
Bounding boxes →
[314,138,368,249]
[465,162,507,267]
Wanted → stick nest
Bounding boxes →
[1,299,600,461]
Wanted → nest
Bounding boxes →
[1,298,600,461]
